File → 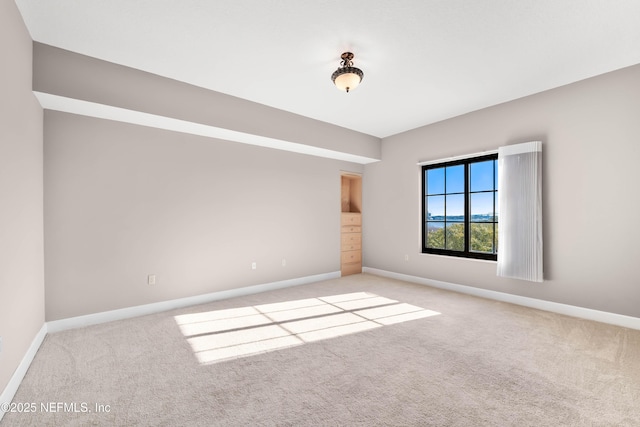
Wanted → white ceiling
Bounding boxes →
[15,0,640,138]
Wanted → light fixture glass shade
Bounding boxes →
[331,52,364,93]
[332,68,363,92]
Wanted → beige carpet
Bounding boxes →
[3,274,640,426]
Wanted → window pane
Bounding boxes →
[421,154,498,260]
[470,192,494,221]
[446,165,464,193]
[426,222,445,249]
[470,223,495,253]
[426,168,445,195]
[445,223,465,251]
[470,160,494,192]
[426,195,444,220]
[446,194,464,221]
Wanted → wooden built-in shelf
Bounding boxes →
[340,173,362,276]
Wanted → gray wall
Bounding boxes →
[44,111,362,320]
[364,64,640,318]
[0,0,45,394]
[36,41,373,321]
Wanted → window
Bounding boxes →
[422,154,498,260]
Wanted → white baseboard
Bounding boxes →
[0,323,48,423]
[363,267,640,331]
[47,271,341,333]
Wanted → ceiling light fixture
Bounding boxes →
[331,52,364,93]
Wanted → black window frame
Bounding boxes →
[421,154,498,261]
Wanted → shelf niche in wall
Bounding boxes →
[341,173,362,276]
[341,173,362,214]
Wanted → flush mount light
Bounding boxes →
[331,52,364,93]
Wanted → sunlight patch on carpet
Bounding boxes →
[174,292,440,364]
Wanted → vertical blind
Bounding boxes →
[497,141,543,282]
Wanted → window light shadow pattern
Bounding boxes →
[174,292,441,365]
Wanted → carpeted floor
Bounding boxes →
[3,273,640,426]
